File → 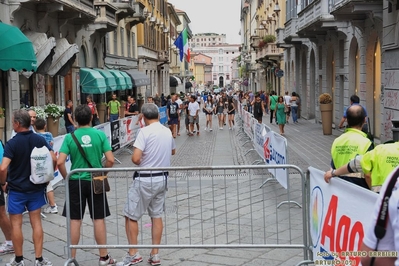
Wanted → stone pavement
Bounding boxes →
[0,112,342,266]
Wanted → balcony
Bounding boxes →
[138,46,158,61]
[296,0,336,39]
[330,0,382,21]
[255,43,281,62]
[93,1,118,33]
[125,0,147,27]
[113,0,135,21]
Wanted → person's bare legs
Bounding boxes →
[125,217,139,255]
[70,219,82,258]
[150,217,163,255]
[9,214,23,257]
[93,218,109,257]
[29,208,44,258]
[47,191,56,207]
[0,206,12,241]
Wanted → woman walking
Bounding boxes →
[203,95,215,131]
[276,96,287,135]
[227,97,236,129]
[251,94,265,124]
[291,92,299,123]
[216,97,225,129]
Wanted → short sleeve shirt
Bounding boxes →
[188,101,200,116]
[108,100,121,115]
[167,102,179,118]
[60,127,111,181]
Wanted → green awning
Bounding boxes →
[108,70,127,90]
[120,71,133,89]
[0,22,37,71]
[95,68,117,92]
[80,68,107,94]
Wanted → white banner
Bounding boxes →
[243,111,254,140]
[95,122,111,145]
[119,116,140,148]
[309,167,378,266]
[263,131,288,188]
[52,135,71,186]
[253,122,266,161]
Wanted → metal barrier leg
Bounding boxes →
[259,177,278,188]
[295,260,313,266]
[277,200,302,208]
[64,258,79,266]
[244,149,256,156]
[114,157,122,164]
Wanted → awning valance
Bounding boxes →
[123,69,150,87]
[95,68,117,92]
[47,38,79,77]
[22,31,56,78]
[108,70,128,90]
[80,68,107,94]
[0,22,37,71]
[185,81,193,89]
[170,75,182,87]
[120,71,133,89]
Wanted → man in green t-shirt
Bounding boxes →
[269,90,278,124]
[107,93,121,122]
[57,104,117,265]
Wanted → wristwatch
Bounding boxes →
[331,169,336,177]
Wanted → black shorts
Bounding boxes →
[0,189,4,207]
[62,180,110,220]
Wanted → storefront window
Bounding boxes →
[19,75,32,108]
[45,75,55,104]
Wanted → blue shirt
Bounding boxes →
[37,132,54,147]
[4,130,52,192]
[343,103,368,118]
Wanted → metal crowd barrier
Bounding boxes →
[64,165,312,266]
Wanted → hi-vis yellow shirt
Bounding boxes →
[361,142,399,187]
[331,128,372,169]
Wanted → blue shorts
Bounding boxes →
[168,117,178,125]
[7,189,47,214]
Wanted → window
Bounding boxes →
[113,30,117,54]
[219,49,223,54]
[213,75,217,80]
[219,66,223,72]
[105,34,110,53]
[226,74,230,80]
[127,31,131,57]
[219,57,223,61]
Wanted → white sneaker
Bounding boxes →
[34,257,52,266]
[204,127,207,131]
[43,205,58,214]
[0,242,14,254]
[210,128,213,131]
[6,258,24,266]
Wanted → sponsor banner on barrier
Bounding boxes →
[52,135,71,186]
[110,120,120,151]
[309,167,378,266]
[159,106,167,124]
[95,122,111,145]
[253,121,267,161]
[119,116,141,148]
[263,130,288,188]
[243,111,254,140]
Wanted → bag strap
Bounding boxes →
[71,132,93,168]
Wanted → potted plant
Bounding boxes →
[30,106,47,119]
[97,102,107,123]
[44,104,65,137]
[263,35,276,43]
[319,93,333,135]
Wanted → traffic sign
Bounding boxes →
[276,69,284,78]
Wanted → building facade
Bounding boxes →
[190,33,227,48]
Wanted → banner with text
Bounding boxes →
[262,130,288,188]
[52,135,71,186]
[309,167,378,266]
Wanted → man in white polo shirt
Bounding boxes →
[188,95,200,136]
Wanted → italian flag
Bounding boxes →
[174,28,190,62]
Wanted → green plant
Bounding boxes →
[137,93,143,100]
[319,93,333,104]
[30,106,47,119]
[44,104,65,118]
[263,35,276,43]
[0,107,5,119]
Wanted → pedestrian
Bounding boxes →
[174,95,183,136]
[276,96,286,135]
[251,94,265,124]
[107,93,121,122]
[86,96,99,126]
[269,91,278,124]
[34,118,58,214]
[153,93,161,107]
[203,95,215,131]
[327,105,373,189]
[284,91,291,123]
[121,103,176,266]
[183,96,190,134]
[227,96,236,130]
[0,109,56,266]
[64,100,77,133]
[290,92,299,123]
[11,108,36,138]
[216,97,225,130]
[57,104,117,265]
[125,97,139,117]
[167,94,179,138]
[188,95,200,136]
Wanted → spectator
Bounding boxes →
[121,103,176,266]
[183,96,190,134]
[0,109,56,266]
[338,95,368,133]
[174,95,183,136]
[291,92,299,123]
[251,94,265,124]
[167,94,179,138]
[125,97,139,117]
[188,95,200,136]
[327,105,373,189]
[86,96,99,127]
[269,91,278,124]
[57,105,117,265]
[216,97,225,130]
[203,95,215,131]
[64,100,77,133]
[125,95,132,111]
[34,118,58,214]
[284,91,291,123]
[107,93,121,122]
[153,93,161,107]
[11,108,36,138]
[276,96,286,135]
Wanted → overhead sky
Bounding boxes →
[168,0,242,45]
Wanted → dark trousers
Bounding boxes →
[270,109,276,124]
